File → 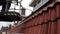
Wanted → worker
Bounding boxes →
[0,0,12,12]
[0,0,18,12]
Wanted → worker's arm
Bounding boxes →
[1,0,12,12]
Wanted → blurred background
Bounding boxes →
[0,0,33,30]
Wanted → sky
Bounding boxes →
[0,0,33,30]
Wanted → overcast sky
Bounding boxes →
[0,0,33,30]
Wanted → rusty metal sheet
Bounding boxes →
[33,17,37,25]
[31,18,35,26]
[41,25,44,34]
[28,19,33,27]
[40,25,43,34]
[42,24,45,34]
[37,15,41,24]
[47,22,51,34]
[48,9,51,21]
[34,16,39,25]
[57,19,60,34]
[56,5,60,18]
[43,12,48,23]
[50,8,56,21]
[50,22,57,34]
[39,14,44,24]
[43,24,48,34]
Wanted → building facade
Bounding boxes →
[8,0,60,34]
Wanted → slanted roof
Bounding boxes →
[29,0,40,7]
